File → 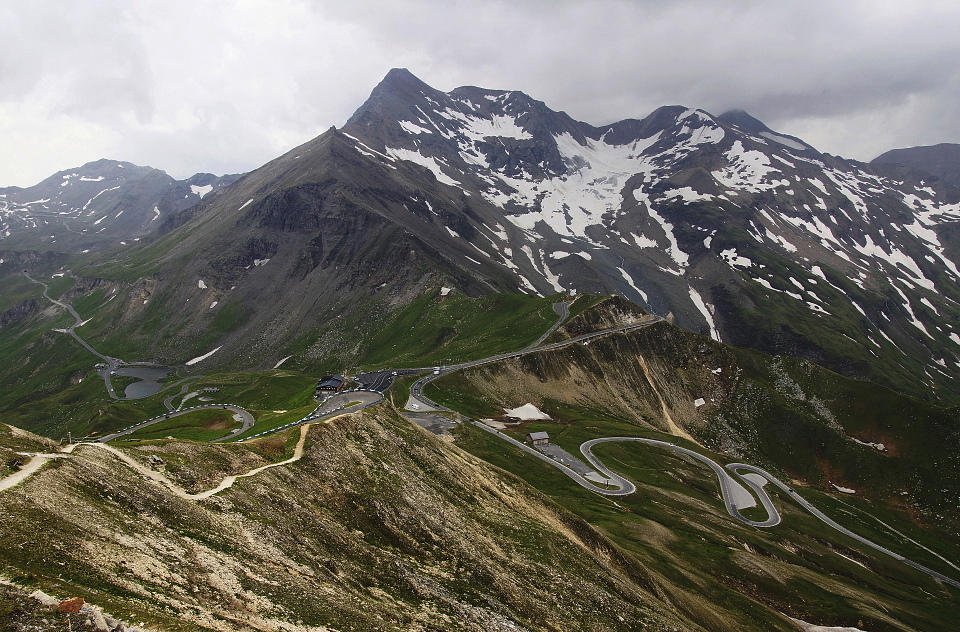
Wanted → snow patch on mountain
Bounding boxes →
[713,142,779,191]
[485,130,663,241]
[399,120,434,135]
[720,248,752,268]
[633,186,688,270]
[760,132,807,151]
[190,184,213,198]
[464,113,532,141]
[186,346,221,366]
[660,186,714,203]
[83,186,120,212]
[385,147,462,187]
[678,110,725,145]
[617,267,648,302]
[689,287,719,340]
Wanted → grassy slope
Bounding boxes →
[0,274,561,439]
[448,411,960,632]
[354,291,560,369]
[422,301,960,630]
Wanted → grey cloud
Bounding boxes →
[1,0,959,185]
[0,1,155,122]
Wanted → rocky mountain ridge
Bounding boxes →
[872,142,960,189]
[0,159,241,253]
[59,68,960,405]
[3,68,960,408]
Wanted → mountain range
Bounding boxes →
[2,69,960,631]
[5,67,955,405]
[0,160,240,253]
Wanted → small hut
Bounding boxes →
[527,431,550,446]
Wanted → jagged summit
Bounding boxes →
[346,68,446,128]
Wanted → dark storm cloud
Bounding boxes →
[1,0,958,185]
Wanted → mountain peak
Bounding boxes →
[346,68,441,128]
[717,109,771,134]
[381,67,426,87]
[872,143,960,189]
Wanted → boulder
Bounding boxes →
[57,597,85,613]
[29,590,60,607]
[89,608,110,631]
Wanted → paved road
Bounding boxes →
[407,313,662,411]
[162,379,199,411]
[97,404,255,442]
[355,368,421,392]
[365,300,574,401]
[237,390,385,441]
[580,437,779,526]
[469,427,958,588]
[725,463,960,588]
[24,272,190,402]
[469,421,624,494]
[525,300,571,349]
[24,272,125,397]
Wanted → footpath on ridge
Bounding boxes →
[8,286,959,589]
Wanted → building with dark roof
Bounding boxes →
[316,375,346,396]
[527,431,550,446]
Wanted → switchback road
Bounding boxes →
[10,281,956,589]
[97,404,255,443]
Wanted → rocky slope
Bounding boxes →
[4,400,957,632]
[3,355,957,632]
[0,411,744,632]
[873,143,960,189]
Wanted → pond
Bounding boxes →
[115,366,172,399]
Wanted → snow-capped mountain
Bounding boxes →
[0,160,241,252]
[55,69,960,403]
[324,69,960,400]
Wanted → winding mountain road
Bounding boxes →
[580,437,781,526]
[97,404,255,443]
[24,272,125,397]
[491,432,958,588]
[8,282,957,589]
[407,309,660,412]
[24,272,192,402]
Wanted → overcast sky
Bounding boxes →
[2,0,959,186]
